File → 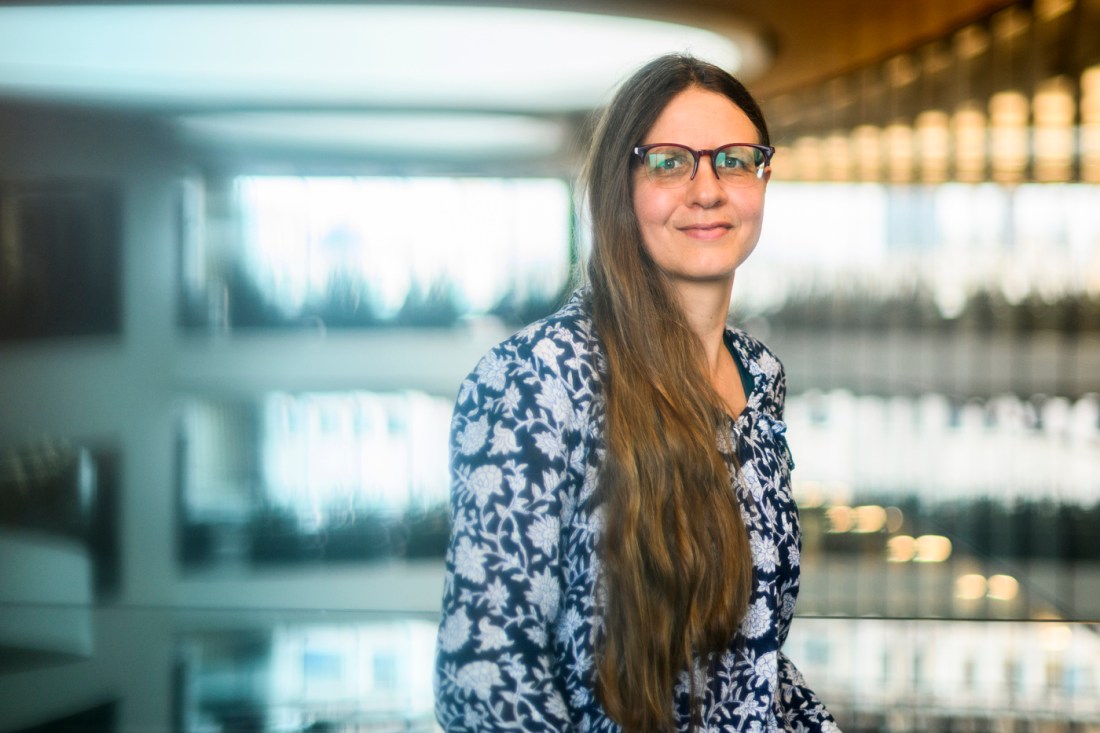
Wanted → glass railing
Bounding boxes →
[2,603,1097,732]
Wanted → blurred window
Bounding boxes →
[182,175,574,330]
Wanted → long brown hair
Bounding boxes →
[582,55,771,731]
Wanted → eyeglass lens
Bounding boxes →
[640,145,767,187]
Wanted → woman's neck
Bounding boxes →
[669,276,736,373]
[670,276,748,418]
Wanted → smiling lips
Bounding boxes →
[678,222,732,239]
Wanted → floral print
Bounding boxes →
[435,289,840,732]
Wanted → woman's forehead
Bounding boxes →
[644,87,758,145]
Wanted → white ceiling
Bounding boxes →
[0,4,768,156]
[0,4,766,111]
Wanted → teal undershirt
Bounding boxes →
[725,333,755,400]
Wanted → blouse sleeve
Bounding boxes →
[777,652,842,732]
[434,341,576,731]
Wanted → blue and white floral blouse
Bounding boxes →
[435,290,840,732]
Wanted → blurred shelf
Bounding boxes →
[771,329,1100,398]
[171,321,511,398]
[0,530,93,672]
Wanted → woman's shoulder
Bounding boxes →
[481,289,600,372]
[726,326,784,374]
[459,289,602,404]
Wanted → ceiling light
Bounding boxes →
[175,112,565,157]
[0,4,763,112]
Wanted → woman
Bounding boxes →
[435,54,839,732]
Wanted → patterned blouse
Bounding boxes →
[435,290,840,732]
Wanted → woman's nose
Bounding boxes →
[687,155,726,206]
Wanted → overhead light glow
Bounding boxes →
[914,534,952,563]
[0,5,760,111]
[853,505,887,533]
[175,112,566,156]
[886,535,916,562]
[955,573,987,600]
[825,505,854,533]
[986,574,1019,601]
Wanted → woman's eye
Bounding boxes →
[649,153,686,170]
[718,153,747,170]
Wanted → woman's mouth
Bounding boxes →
[679,222,732,239]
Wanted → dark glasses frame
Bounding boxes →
[632,142,775,185]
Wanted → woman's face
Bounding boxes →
[631,86,769,290]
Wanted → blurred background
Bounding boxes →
[1,1,1098,731]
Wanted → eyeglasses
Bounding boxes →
[632,143,774,188]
